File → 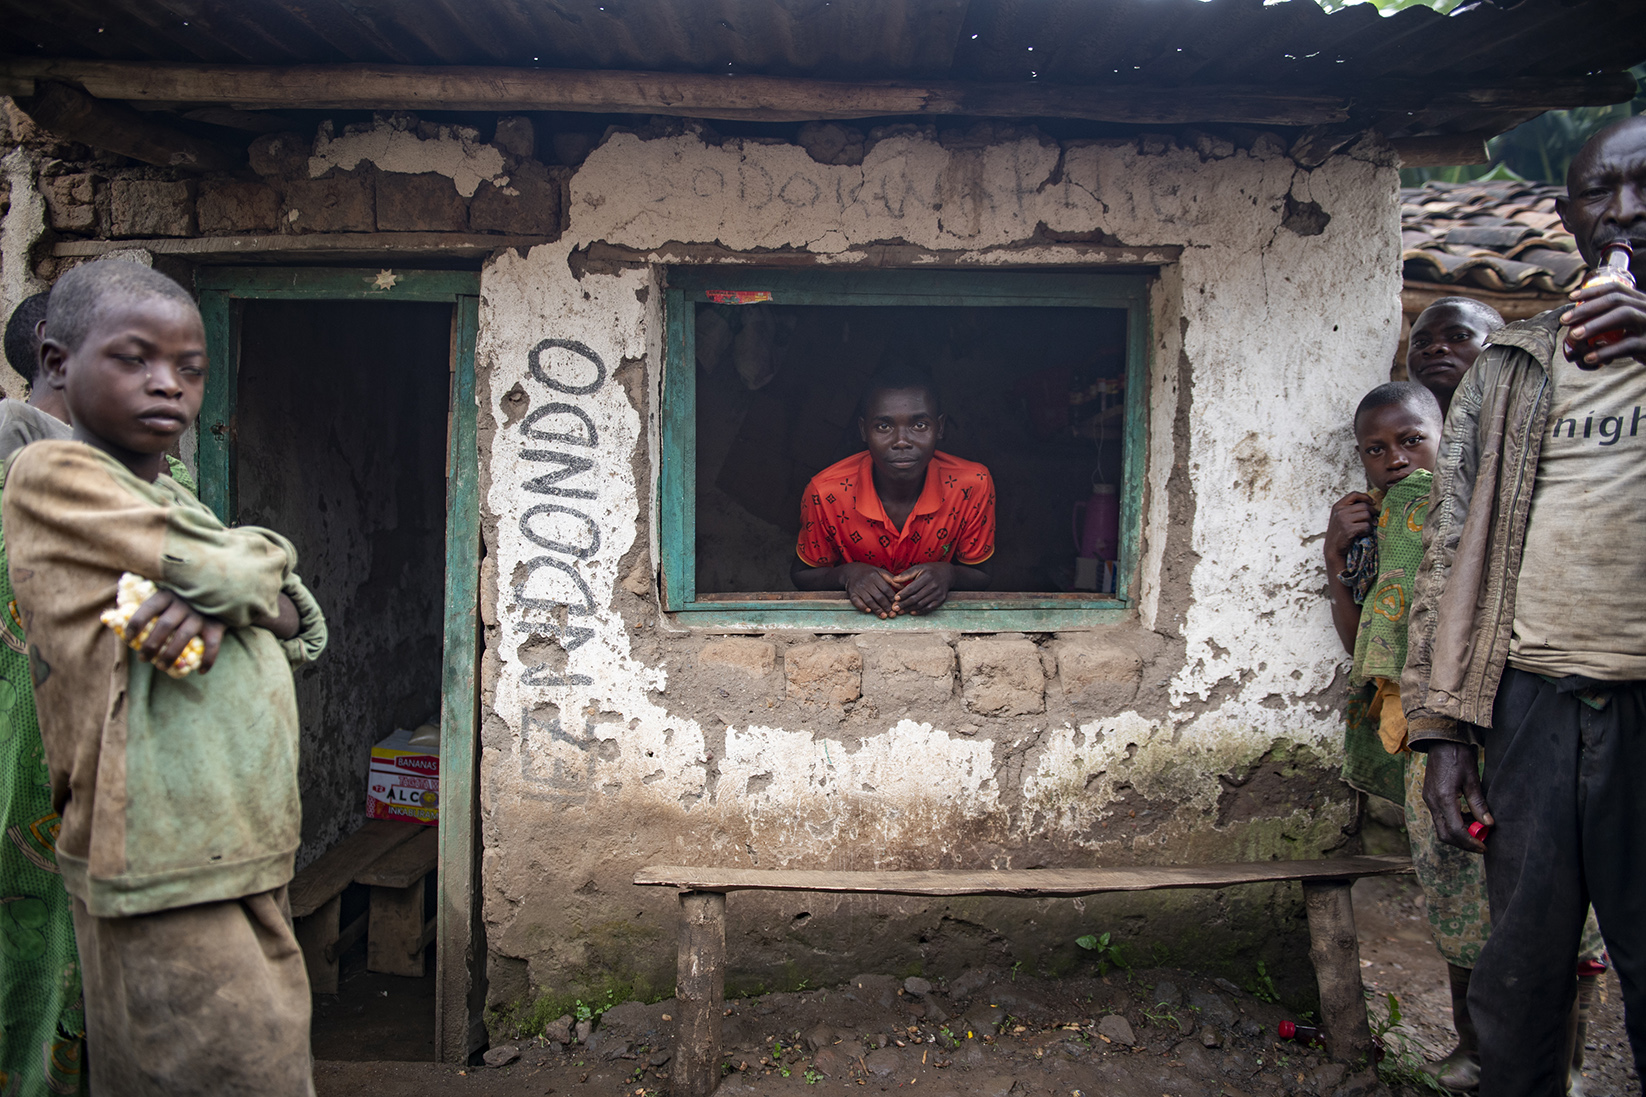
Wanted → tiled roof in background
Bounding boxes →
[1400,179,1583,298]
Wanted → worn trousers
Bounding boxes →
[73,886,315,1097]
[1471,667,1646,1096]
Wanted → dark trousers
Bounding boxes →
[1471,667,1646,1096]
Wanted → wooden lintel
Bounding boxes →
[0,58,1349,126]
[53,232,553,261]
[18,79,240,171]
[584,240,1184,271]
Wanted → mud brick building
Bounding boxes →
[2,0,1643,1061]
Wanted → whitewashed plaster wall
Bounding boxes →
[474,125,1401,1009]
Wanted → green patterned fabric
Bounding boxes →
[1341,683,1405,805]
[163,455,196,497]
[1404,750,1490,967]
[1403,751,1604,966]
[0,500,85,1095]
[1341,472,1431,801]
[1352,468,1432,687]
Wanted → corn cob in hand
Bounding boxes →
[101,572,204,679]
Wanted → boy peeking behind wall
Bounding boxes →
[1325,377,1603,1091]
[3,262,327,1097]
[791,363,994,617]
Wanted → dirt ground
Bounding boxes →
[314,877,1640,1097]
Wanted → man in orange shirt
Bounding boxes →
[792,365,994,617]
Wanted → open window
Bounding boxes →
[660,268,1150,630]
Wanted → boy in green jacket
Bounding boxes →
[4,262,326,1096]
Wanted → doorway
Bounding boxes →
[195,269,482,1063]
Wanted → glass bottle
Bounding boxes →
[1565,241,1637,369]
[1277,1021,1325,1047]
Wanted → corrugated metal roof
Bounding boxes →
[1401,179,1584,296]
[1,0,1642,136]
[3,0,1641,81]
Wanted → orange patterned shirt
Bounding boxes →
[796,450,995,574]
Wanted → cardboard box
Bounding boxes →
[366,727,440,826]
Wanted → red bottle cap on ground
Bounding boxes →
[1578,958,1609,976]
[1278,1021,1297,1039]
[1467,821,1489,842]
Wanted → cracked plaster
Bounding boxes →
[473,124,1398,1006]
[309,117,508,197]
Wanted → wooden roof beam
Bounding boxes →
[17,79,241,171]
[1390,132,1492,167]
[1,59,1631,132]
[1,57,1352,126]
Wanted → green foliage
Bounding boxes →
[1139,1001,1181,1029]
[1245,960,1281,1004]
[772,1038,792,1076]
[1075,931,1132,977]
[487,977,644,1041]
[1372,990,1401,1036]
[574,987,620,1023]
[1367,991,1451,1093]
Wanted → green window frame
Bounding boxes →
[660,267,1151,631]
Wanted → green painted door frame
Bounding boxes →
[196,267,484,1063]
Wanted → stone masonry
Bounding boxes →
[784,641,863,706]
[958,636,1047,716]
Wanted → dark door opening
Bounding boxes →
[234,299,452,1061]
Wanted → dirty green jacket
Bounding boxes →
[1402,310,1560,747]
[3,441,326,917]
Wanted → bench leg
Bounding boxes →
[295,894,342,994]
[674,890,726,1097]
[368,878,428,977]
[1303,880,1375,1065]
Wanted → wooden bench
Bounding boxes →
[356,826,439,977]
[290,820,436,991]
[635,855,1413,1097]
